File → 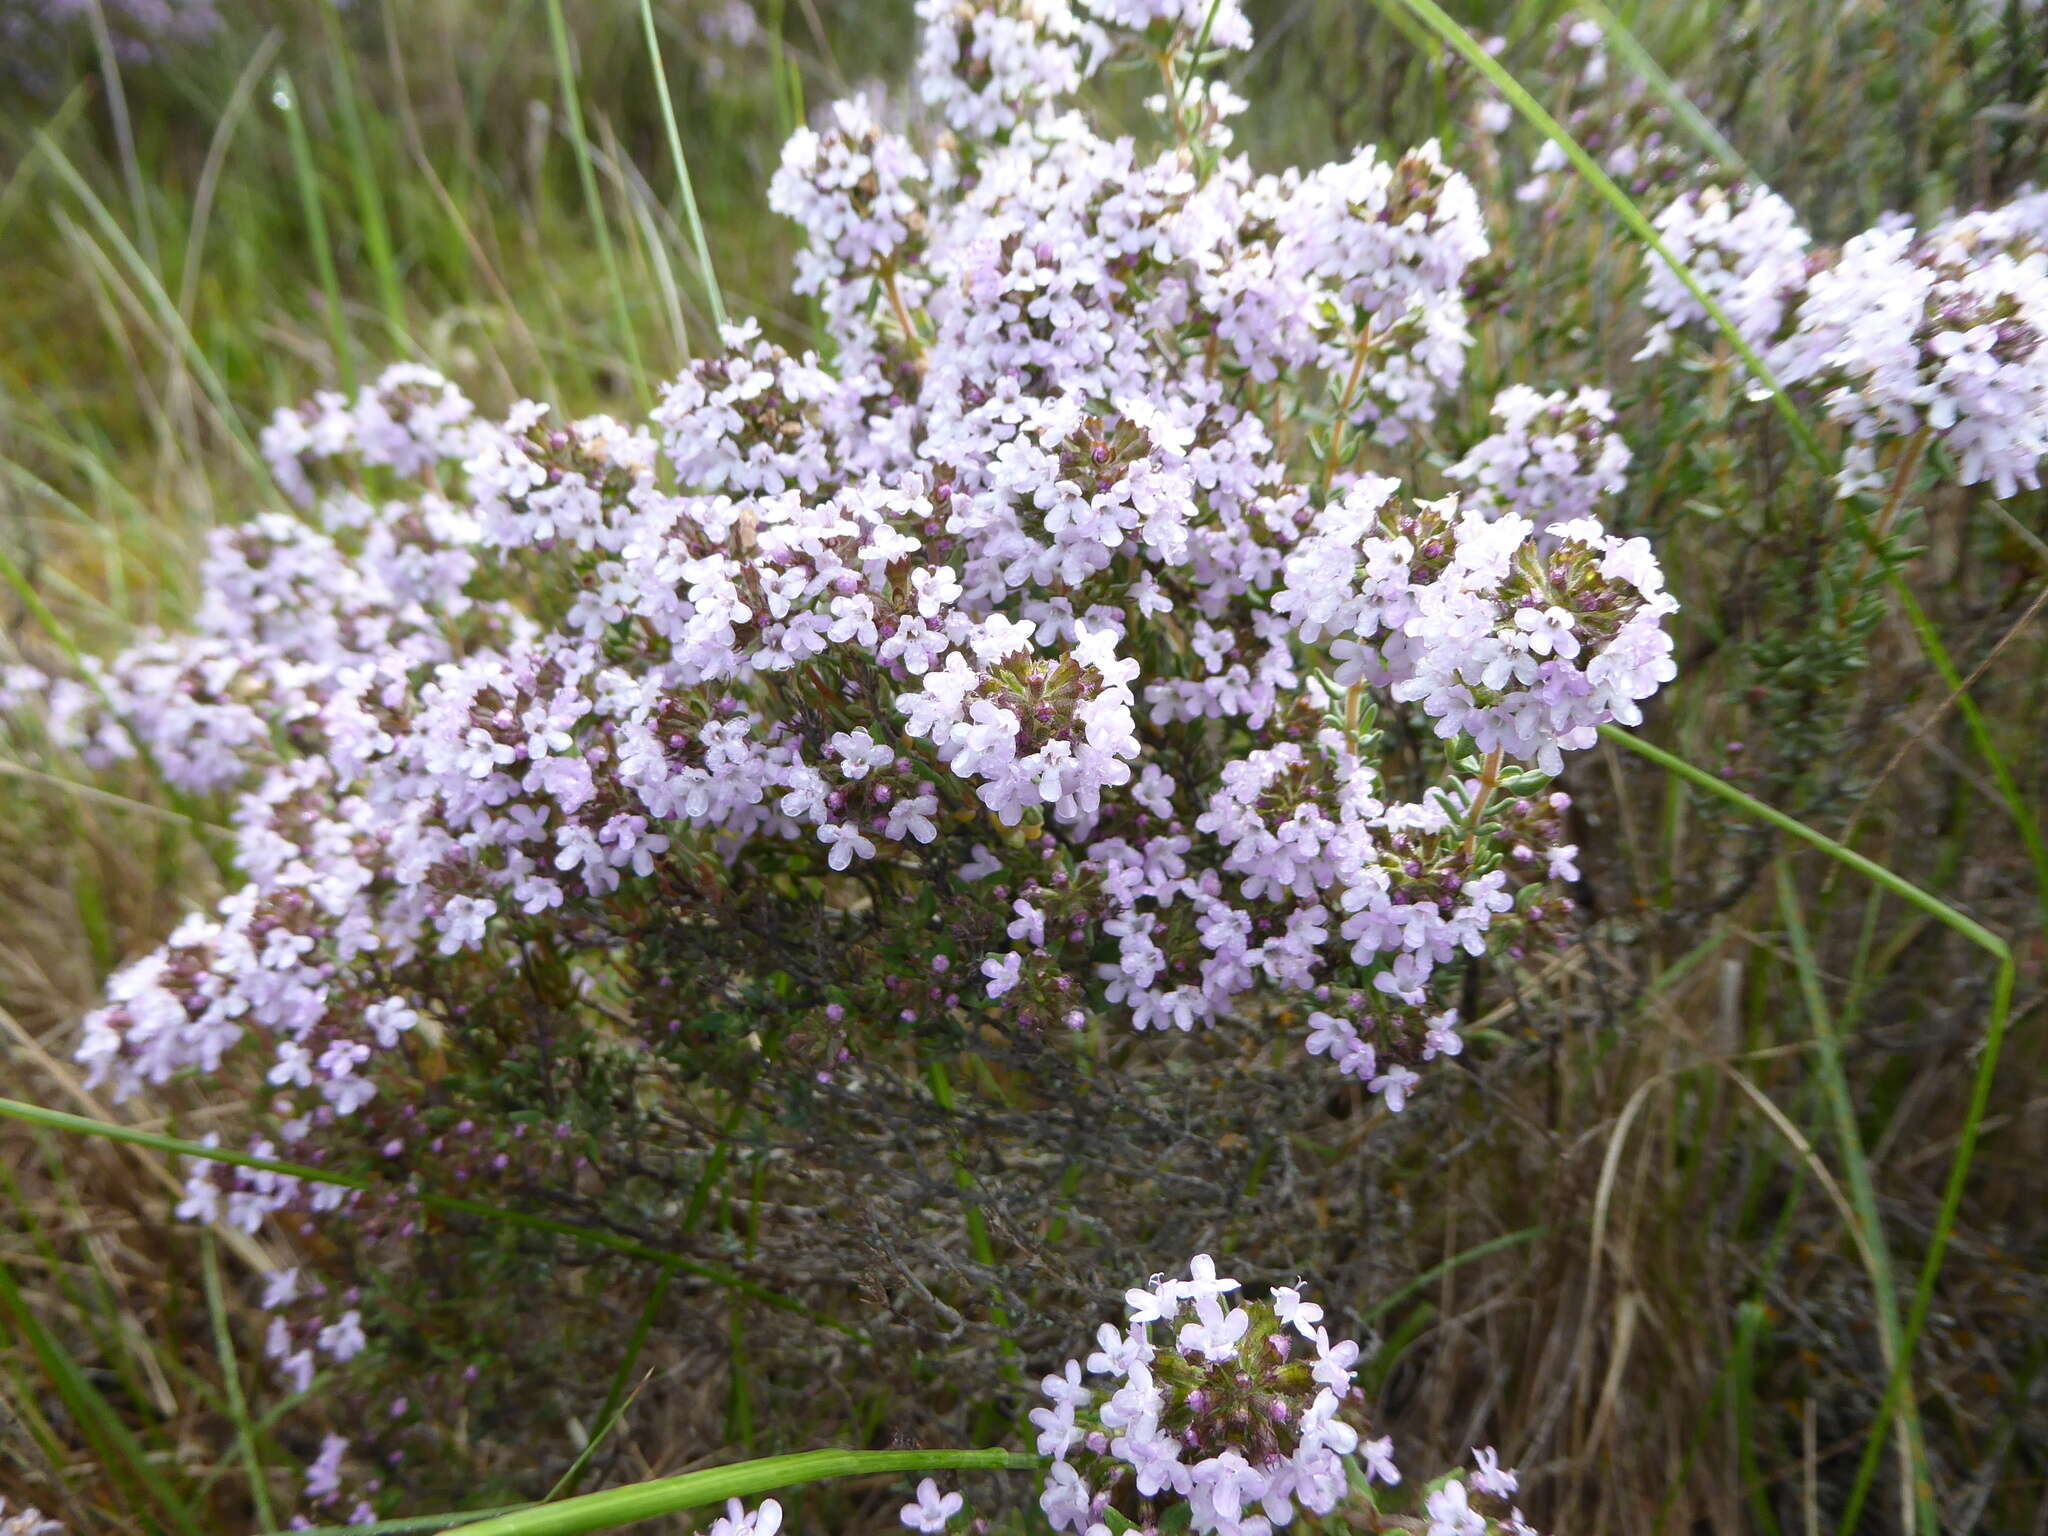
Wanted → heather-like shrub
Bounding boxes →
[4,0,1688,1520]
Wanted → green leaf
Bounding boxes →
[417,1449,1038,1536]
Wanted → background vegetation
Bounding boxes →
[2,0,2045,1531]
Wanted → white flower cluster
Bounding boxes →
[1084,0,1254,53]
[768,96,931,324]
[1637,181,1811,349]
[915,0,1107,138]
[911,0,1254,142]
[1448,385,1632,523]
[1274,487,1675,776]
[1034,1256,1543,1536]
[1644,179,2048,496]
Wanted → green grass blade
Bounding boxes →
[1599,727,2006,963]
[0,530,95,676]
[452,1449,1037,1536]
[639,0,727,333]
[598,122,690,364]
[1603,726,2013,1535]
[275,68,356,395]
[0,1351,74,1495]
[174,29,285,333]
[0,1096,861,1341]
[1377,0,1812,453]
[1839,959,2014,1532]
[0,81,92,242]
[277,1510,533,1536]
[1730,1297,1781,1535]
[545,1262,674,1501]
[201,1233,277,1530]
[1357,1224,1549,1327]
[541,0,648,404]
[925,1059,1019,1374]
[1175,0,1232,106]
[1774,862,1923,1532]
[320,1,408,345]
[84,0,158,272]
[33,131,268,483]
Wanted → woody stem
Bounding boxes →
[1461,747,1506,861]
[1320,322,1376,495]
[1842,425,1932,624]
[881,264,921,354]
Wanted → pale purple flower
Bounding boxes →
[1426,1478,1487,1536]
[899,1478,964,1533]
[303,1433,348,1501]
[1472,1444,1519,1499]
[702,1498,783,1536]
[982,951,1024,997]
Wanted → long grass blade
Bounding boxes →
[541,0,648,404]
[275,69,356,394]
[450,1449,1037,1536]
[638,0,727,332]
[925,1059,1019,1375]
[320,1,408,345]
[174,30,285,334]
[596,122,689,364]
[1603,725,2012,1535]
[280,1510,532,1536]
[0,1259,208,1536]
[84,0,158,271]
[201,1232,278,1530]
[33,132,268,482]
[1774,862,1921,1533]
[545,1262,674,1501]
[1358,1224,1549,1327]
[0,82,92,242]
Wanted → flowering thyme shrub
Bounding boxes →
[4,0,1688,1521]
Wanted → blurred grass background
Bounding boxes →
[2,0,2047,1531]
